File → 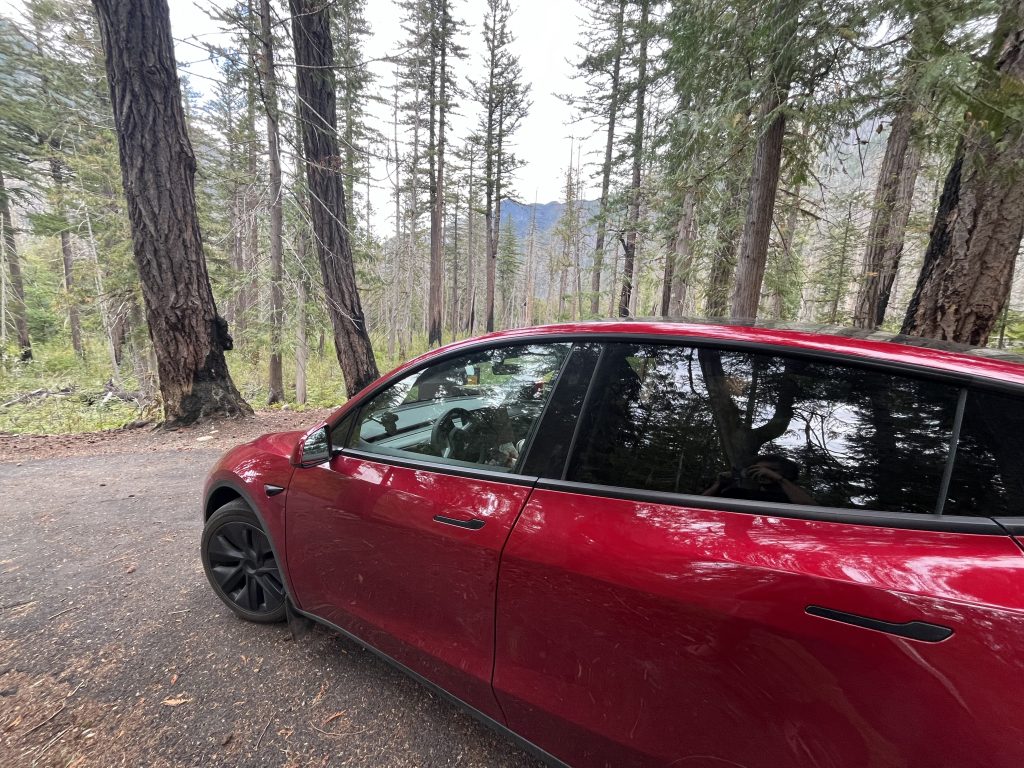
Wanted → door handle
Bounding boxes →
[432,515,485,530]
[806,605,953,643]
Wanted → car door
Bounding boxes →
[286,341,570,720]
[493,341,1024,768]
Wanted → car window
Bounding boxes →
[347,343,571,472]
[945,390,1024,516]
[566,343,959,514]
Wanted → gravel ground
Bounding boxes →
[0,420,543,767]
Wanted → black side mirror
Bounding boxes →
[299,425,331,466]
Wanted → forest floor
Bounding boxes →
[0,412,542,767]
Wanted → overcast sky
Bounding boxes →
[2,0,602,229]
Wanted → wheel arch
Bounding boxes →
[202,478,299,610]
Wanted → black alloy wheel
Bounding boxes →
[201,500,287,623]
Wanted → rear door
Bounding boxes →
[493,342,1024,768]
[286,341,570,719]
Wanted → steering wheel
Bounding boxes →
[430,407,478,459]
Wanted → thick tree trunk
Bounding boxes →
[92,0,250,424]
[289,0,379,396]
[259,0,285,404]
[591,0,626,317]
[0,170,31,360]
[853,103,920,329]
[731,82,788,320]
[902,2,1024,345]
[617,0,650,318]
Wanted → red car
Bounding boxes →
[200,321,1024,768]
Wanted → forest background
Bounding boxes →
[0,0,1022,431]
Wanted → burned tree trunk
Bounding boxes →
[289,0,379,396]
[902,1,1024,345]
[92,0,250,424]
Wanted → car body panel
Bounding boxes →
[494,487,1024,768]
[284,451,531,720]
[201,322,1024,768]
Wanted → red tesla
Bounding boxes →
[200,320,1024,768]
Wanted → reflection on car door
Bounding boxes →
[493,342,1024,767]
[285,342,570,721]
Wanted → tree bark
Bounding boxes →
[92,0,250,424]
[873,140,921,326]
[731,82,789,320]
[49,157,84,358]
[428,2,449,347]
[591,0,626,317]
[853,103,920,329]
[902,1,1024,345]
[258,0,285,404]
[617,0,650,318]
[0,170,31,360]
[705,176,744,317]
[289,0,379,397]
[666,190,696,316]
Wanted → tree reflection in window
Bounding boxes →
[569,344,958,514]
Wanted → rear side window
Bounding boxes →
[946,391,1024,516]
[566,344,959,514]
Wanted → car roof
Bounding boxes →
[449,318,1024,390]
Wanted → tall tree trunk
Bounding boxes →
[902,1,1024,345]
[666,190,696,316]
[289,0,379,396]
[486,111,504,332]
[731,82,789,320]
[0,170,31,360]
[853,103,920,329]
[260,0,285,404]
[874,141,922,326]
[92,0,250,424]
[428,4,449,347]
[705,175,744,317]
[465,151,476,332]
[617,0,650,317]
[49,158,84,358]
[591,0,626,317]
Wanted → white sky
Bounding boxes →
[2,0,602,229]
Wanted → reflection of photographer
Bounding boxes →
[703,455,815,505]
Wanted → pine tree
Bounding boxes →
[472,0,529,332]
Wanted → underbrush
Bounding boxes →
[0,335,429,435]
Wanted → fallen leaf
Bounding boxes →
[170,673,178,686]
[323,711,346,725]
[125,565,136,574]
[161,697,191,707]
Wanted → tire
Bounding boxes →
[201,499,287,623]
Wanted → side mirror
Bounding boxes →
[299,425,331,466]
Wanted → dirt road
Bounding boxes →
[0,418,542,767]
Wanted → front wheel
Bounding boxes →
[201,500,287,623]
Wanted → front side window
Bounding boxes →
[567,344,959,514]
[347,343,571,472]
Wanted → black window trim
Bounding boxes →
[323,331,1024,532]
